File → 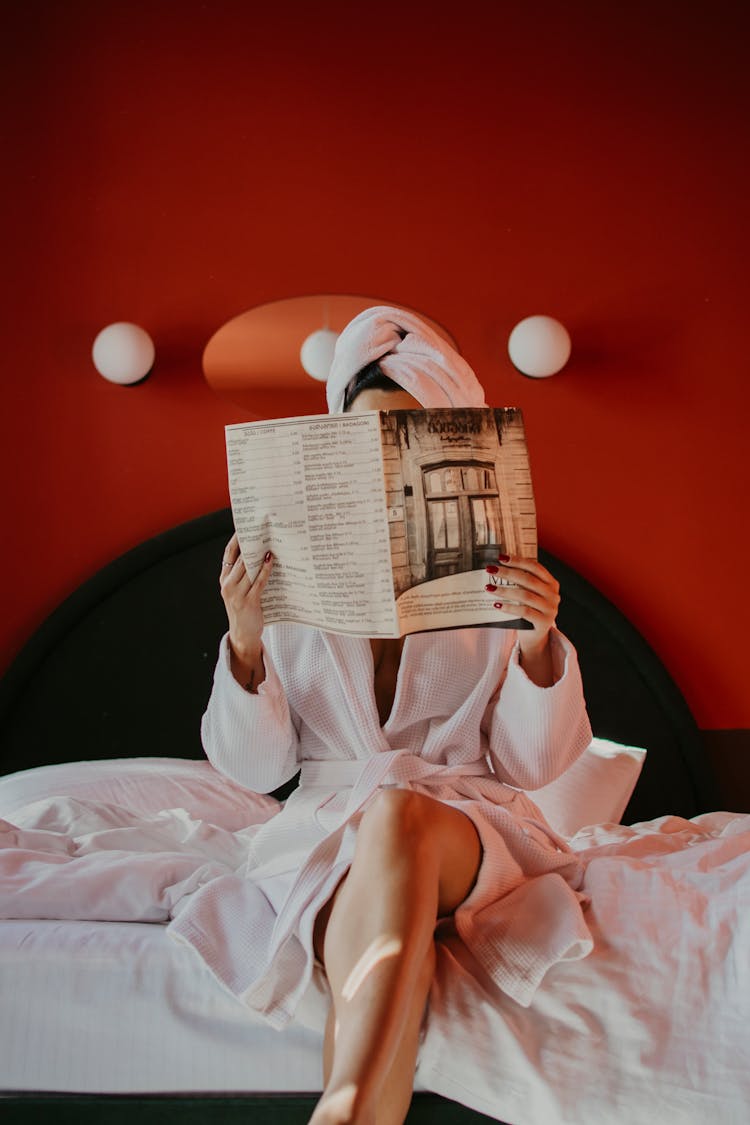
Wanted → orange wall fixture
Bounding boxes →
[2,1,749,731]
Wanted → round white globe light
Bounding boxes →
[300,328,339,382]
[508,315,571,378]
[92,322,155,385]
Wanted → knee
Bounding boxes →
[357,788,433,852]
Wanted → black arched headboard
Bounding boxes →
[0,509,720,823]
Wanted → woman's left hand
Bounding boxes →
[485,555,560,667]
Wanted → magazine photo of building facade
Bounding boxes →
[379,408,537,602]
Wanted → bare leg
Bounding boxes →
[372,940,436,1125]
[317,942,435,1125]
[309,789,481,1125]
[320,940,436,1125]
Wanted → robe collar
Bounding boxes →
[319,631,405,754]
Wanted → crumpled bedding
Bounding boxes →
[1,797,749,1124]
[0,797,255,922]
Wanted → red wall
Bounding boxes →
[2,0,748,729]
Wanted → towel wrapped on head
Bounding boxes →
[326,305,487,413]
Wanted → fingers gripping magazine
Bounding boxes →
[225,408,536,637]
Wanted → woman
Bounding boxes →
[170,307,594,1125]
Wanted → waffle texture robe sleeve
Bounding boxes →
[200,633,300,794]
[487,629,592,791]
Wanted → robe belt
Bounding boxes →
[299,754,493,791]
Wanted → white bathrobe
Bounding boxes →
[168,623,595,1029]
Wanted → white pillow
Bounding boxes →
[0,757,280,829]
[528,737,646,837]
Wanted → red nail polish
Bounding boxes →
[497,554,510,563]
[264,551,273,562]
[494,601,504,609]
[485,584,497,593]
[486,565,499,574]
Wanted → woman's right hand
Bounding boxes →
[219,534,274,686]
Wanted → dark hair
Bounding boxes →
[343,361,402,411]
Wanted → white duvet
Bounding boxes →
[1,793,748,1125]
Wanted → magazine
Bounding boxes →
[225,407,536,637]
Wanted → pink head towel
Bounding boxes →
[326,305,486,413]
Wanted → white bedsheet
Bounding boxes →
[421,813,750,1125]
[1,797,748,1124]
[0,918,324,1093]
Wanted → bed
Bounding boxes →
[0,507,746,1125]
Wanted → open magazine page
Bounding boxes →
[225,413,400,636]
[379,408,537,633]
